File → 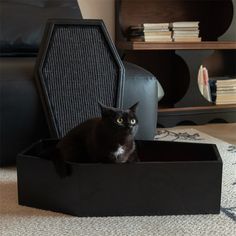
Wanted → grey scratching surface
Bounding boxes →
[41,25,119,137]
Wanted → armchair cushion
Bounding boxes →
[0,57,49,166]
[0,0,82,56]
[123,62,158,140]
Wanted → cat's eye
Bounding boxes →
[130,119,136,125]
[117,117,123,124]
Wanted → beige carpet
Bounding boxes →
[0,129,235,236]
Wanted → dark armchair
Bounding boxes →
[0,0,83,166]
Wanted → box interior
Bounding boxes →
[23,139,219,163]
[136,140,219,162]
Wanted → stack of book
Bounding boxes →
[143,23,172,42]
[171,21,201,42]
[214,78,236,105]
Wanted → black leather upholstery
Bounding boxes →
[0,0,82,56]
[0,0,82,165]
[123,62,158,140]
[0,57,49,166]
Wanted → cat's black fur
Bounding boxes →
[52,102,139,176]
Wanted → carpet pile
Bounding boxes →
[0,129,235,236]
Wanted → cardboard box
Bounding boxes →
[17,139,222,217]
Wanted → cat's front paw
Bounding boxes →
[127,151,140,163]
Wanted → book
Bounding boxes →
[144,31,172,36]
[143,23,169,29]
[216,91,236,96]
[216,101,236,105]
[143,29,170,32]
[209,80,217,102]
[173,31,199,36]
[127,25,144,41]
[173,37,201,42]
[144,35,172,41]
[171,21,201,42]
[197,65,212,102]
[170,21,199,28]
[216,78,236,85]
[129,25,143,30]
[216,96,236,101]
[127,26,143,35]
[217,87,236,91]
[198,65,204,94]
[142,23,172,42]
[172,27,199,31]
[210,76,236,105]
[145,37,172,42]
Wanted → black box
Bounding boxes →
[17,140,222,217]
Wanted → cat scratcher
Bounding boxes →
[34,19,125,138]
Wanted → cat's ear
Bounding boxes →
[98,101,113,116]
[98,101,107,113]
[129,102,139,113]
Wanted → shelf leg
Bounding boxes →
[174,50,214,108]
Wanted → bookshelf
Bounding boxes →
[117,41,236,50]
[115,0,236,127]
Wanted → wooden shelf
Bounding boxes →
[158,104,236,127]
[117,41,236,51]
[159,104,236,113]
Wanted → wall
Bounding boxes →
[78,0,115,41]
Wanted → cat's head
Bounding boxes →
[98,102,139,136]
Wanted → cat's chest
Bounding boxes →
[112,145,125,157]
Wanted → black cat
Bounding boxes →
[53,102,139,176]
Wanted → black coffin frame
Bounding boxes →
[34,19,125,138]
[17,140,222,217]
